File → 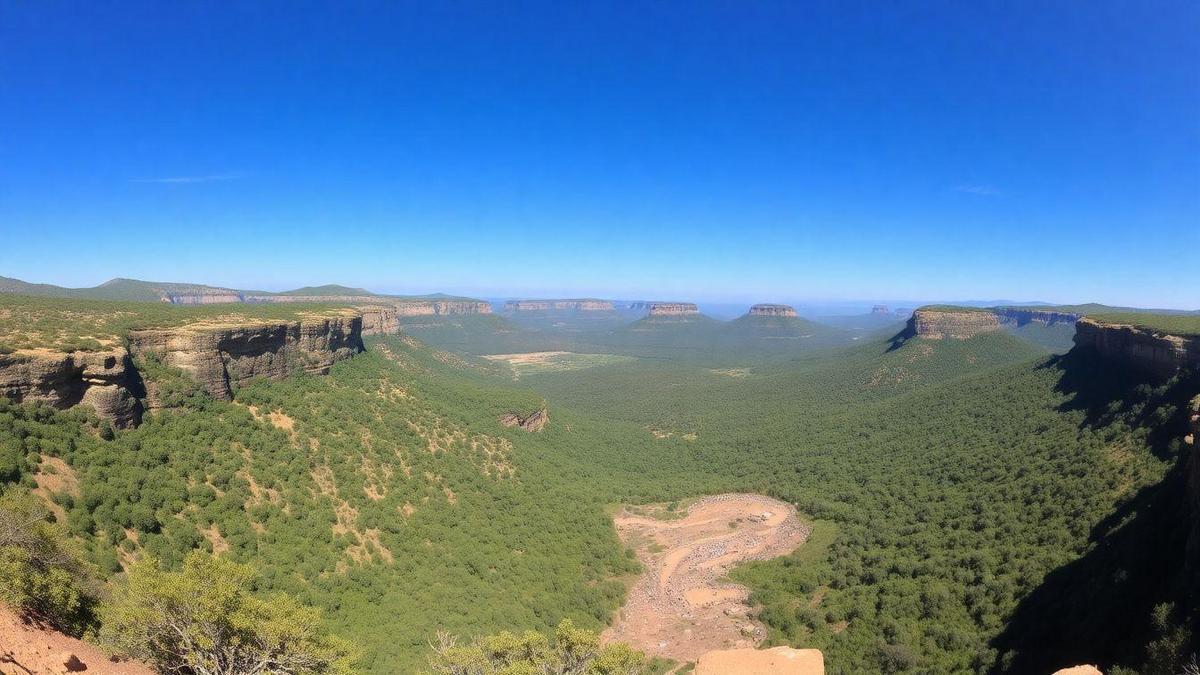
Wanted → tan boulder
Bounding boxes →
[1052,666,1102,675]
[694,646,824,675]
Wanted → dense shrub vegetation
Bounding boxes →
[1,297,1196,673]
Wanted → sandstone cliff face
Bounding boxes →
[505,299,614,312]
[162,291,243,304]
[648,302,699,317]
[392,300,492,316]
[0,349,141,427]
[910,309,1002,339]
[1073,318,1200,379]
[359,307,400,336]
[994,308,1081,328]
[129,317,364,401]
[1185,396,1200,575]
[749,304,797,317]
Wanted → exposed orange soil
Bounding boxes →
[0,607,152,675]
[602,494,811,664]
[695,646,825,674]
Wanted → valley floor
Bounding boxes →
[603,494,810,664]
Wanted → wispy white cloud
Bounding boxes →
[131,172,243,184]
[954,183,1000,196]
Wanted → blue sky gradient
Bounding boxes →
[2,2,1197,307]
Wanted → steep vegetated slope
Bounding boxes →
[2,292,1197,673]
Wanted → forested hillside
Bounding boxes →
[2,295,1196,673]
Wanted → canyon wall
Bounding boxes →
[129,317,364,401]
[160,290,493,317]
[749,304,797,317]
[1073,318,1200,379]
[504,299,614,312]
[994,307,1082,328]
[648,302,699,317]
[0,349,142,427]
[910,308,1002,339]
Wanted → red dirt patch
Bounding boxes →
[602,494,811,664]
[0,606,153,674]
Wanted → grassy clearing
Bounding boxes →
[483,351,637,376]
[1088,311,1200,337]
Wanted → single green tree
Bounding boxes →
[100,550,357,675]
[0,489,94,630]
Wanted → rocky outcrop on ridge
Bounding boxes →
[749,304,797,317]
[1073,318,1200,379]
[647,302,699,317]
[499,407,548,432]
[994,307,1082,328]
[909,308,1002,339]
[0,348,142,427]
[391,299,492,316]
[504,299,614,312]
[129,317,363,401]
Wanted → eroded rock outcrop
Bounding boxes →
[995,307,1081,328]
[695,646,825,675]
[392,299,492,316]
[499,407,548,432]
[129,316,364,401]
[871,304,891,315]
[910,308,1002,339]
[1073,318,1200,379]
[359,307,400,336]
[749,304,797,317]
[0,348,141,427]
[504,299,614,312]
[647,302,699,317]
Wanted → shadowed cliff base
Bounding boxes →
[991,351,1200,673]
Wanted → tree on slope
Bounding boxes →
[100,551,357,675]
[427,618,647,675]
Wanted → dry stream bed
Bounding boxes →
[602,494,811,664]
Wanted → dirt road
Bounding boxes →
[602,494,811,664]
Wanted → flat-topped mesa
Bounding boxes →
[128,316,364,402]
[749,303,797,317]
[505,299,614,312]
[871,304,891,315]
[1073,317,1200,379]
[0,348,142,427]
[647,302,699,316]
[162,290,244,304]
[994,307,1082,327]
[910,307,1002,339]
[391,299,492,316]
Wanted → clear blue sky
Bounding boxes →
[2,2,1197,308]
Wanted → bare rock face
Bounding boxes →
[0,349,141,427]
[359,307,400,335]
[499,407,548,432]
[1052,666,1103,675]
[910,308,1002,339]
[505,299,614,312]
[1073,318,1200,379]
[647,302,699,317]
[695,646,825,675]
[162,291,243,304]
[749,304,797,317]
[995,307,1081,328]
[392,299,492,316]
[871,304,891,315]
[129,317,364,401]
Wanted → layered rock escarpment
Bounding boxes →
[161,290,244,304]
[391,299,492,316]
[647,302,699,317]
[749,304,797,317]
[359,307,400,336]
[504,299,614,312]
[871,304,891,315]
[1073,318,1200,379]
[994,307,1081,328]
[0,349,142,427]
[129,317,364,401]
[499,407,548,432]
[909,308,1002,339]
